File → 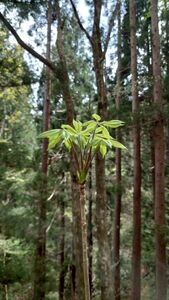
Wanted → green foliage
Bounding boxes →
[0,236,31,285]
[40,114,125,184]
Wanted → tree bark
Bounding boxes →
[92,2,113,299]
[150,1,167,299]
[129,1,142,299]
[113,2,122,299]
[56,2,89,299]
[33,2,51,299]
[92,27,113,300]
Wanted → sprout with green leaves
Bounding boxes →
[39,113,126,184]
[39,113,126,300]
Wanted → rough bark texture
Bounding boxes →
[95,154,113,300]
[33,2,51,299]
[92,2,113,299]
[113,3,122,299]
[150,1,167,299]
[129,1,142,299]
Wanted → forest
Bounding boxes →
[0,0,169,299]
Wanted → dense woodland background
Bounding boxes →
[0,0,169,299]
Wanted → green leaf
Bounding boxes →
[61,124,77,134]
[95,127,103,133]
[110,139,126,149]
[101,126,111,138]
[73,119,82,132]
[91,138,100,149]
[92,113,101,121]
[39,129,61,138]
[101,120,124,128]
[83,122,96,134]
[99,142,107,157]
[48,132,62,149]
[79,135,87,147]
[96,137,112,147]
[63,139,71,150]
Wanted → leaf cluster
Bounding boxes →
[40,114,125,184]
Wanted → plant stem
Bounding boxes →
[79,184,91,300]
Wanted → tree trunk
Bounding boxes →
[129,1,141,299]
[92,2,113,300]
[56,2,89,299]
[113,3,122,299]
[33,2,51,299]
[150,1,167,299]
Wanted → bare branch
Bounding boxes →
[69,0,93,45]
[0,12,55,72]
[103,0,120,55]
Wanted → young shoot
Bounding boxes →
[39,113,126,184]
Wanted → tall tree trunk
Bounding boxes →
[164,0,169,166]
[56,2,89,299]
[129,1,141,299]
[150,1,167,299]
[113,2,122,299]
[33,2,51,299]
[92,10,113,300]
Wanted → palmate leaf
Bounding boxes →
[39,115,126,174]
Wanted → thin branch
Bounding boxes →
[0,12,55,72]
[69,0,93,45]
[103,0,120,55]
